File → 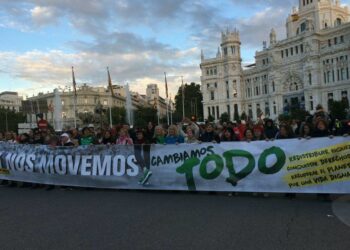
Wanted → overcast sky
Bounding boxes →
[0,0,349,98]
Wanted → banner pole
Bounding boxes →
[109,96,113,129]
[73,96,77,129]
[181,76,185,119]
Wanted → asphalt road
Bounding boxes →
[0,186,350,250]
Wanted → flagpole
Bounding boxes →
[170,95,173,124]
[109,98,112,129]
[157,97,160,125]
[164,72,170,126]
[72,67,77,129]
[107,67,113,129]
[181,76,185,119]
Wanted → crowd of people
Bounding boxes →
[0,105,349,146]
[0,104,349,197]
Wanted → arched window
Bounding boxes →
[335,18,342,26]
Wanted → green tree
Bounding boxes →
[278,114,291,123]
[207,115,215,122]
[174,82,203,122]
[133,107,158,128]
[111,107,126,125]
[0,108,26,132]
[220,112,230,123]
[330,100,348,120]
[233,110,240,122]
[240,112,247,121]
[290,108,311,121]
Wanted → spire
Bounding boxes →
[270,28,277,46]
[201,49,204,61]
[216,47,221,58]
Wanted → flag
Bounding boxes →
[72,66,77,97]
[164,72,169,99]
[107,67,115,97]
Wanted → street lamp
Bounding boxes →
[95,101,104,128]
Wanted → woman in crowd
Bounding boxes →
[275,124,295,140]
[264,119,278,139]
[165,125,184,145]
[312,119,331,138]
[299,123,313,138]
[221,128,239,142]
[152,125,166,144]
[185,127,199,144]
[253,126,265,141]
[244,128,255,142]
[116,127,133,145]
[101,130,114,145]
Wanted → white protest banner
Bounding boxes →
[0,137,350,193]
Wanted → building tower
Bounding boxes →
[146,84,159,102]
[270,28,277,46]
[220,28,243,121]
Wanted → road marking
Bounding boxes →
[332,195,350,227]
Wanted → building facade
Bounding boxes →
[201,0,350,121]
[26,84,126,127]
[26,83,171,127]
[0,91,22,112]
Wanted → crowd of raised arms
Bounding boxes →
[1,104,349,146]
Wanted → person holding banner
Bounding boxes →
[244,128,255,142]
[101,130,115,145]
[185,128,199,144]
[145,122,155,142]
[116,128,133,145]
[312,119,331,138]
[299,122,313,138]
[199,124,220,143]
[275,124,295,140]
[134,130,152,185]
[80,127,96,145]
[60,133,75,147]
[221,128,239,142]
[264,119,278,139]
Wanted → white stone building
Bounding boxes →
[25,83,172,127]
[0,91,22,112]
[201,0,350,121]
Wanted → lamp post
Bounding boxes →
[95,101,103,129]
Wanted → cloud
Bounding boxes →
[30,6,60,27]
[0,48,201,97]
[1,0,350,97]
